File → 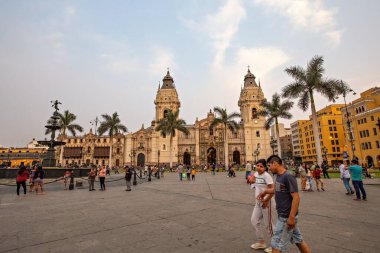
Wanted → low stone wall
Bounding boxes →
[0,168,91,179]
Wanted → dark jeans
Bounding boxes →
[352,180,366,199]
[99,177,106,190]
[17,181,26,195]
[323,170,329,179]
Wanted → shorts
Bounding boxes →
[35,178,44,186]
[271,216,303,251]
[315,176,321,180]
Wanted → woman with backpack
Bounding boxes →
[16,166,30,196]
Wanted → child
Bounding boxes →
[191,167,196,181]
[313,165,325,191]
[63,169,72,190]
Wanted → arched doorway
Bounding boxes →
[183,152,191,165]
[137,153,145,167]
[85,159,90,166]
[116,159,120,167]
[233,150,240,164]
[366,156,374,168]
[207,147,216,165]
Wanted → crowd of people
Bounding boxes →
[12,156,372,252]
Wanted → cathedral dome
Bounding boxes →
[161,69,175,89]
[244,68,258,87]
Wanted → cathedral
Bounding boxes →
[58,69,271,167]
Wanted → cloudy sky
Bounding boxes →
[0,0,379,147]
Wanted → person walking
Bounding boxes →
[248,159,276,253]
[186,165,191,181]
[339,161,354,195]
[34,165,45,195]
[106,165,111,176]
[16,166,29,196]
[257,155,311,253]
[321,161,330,179]
[63,169,72,190]
[177,163,184,181]
[312,165,325,191]
[29,165,37,192]
[299,164,307,191]
[246,161,252,179]
[349,159,367,201]
[88,168,96,191]
[99,166,106,191]
[191,167,196,181]
[305,165,314,192]
[125,166,132,191]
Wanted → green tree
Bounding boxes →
[45,110,83,165]
[155,110,189,169]
[282,55,343,165]
[258,93,293,158]
[209,107,240,170]
[98,112,127,167]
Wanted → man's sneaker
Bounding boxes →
[264,247,272,253]
[250,242,266,249]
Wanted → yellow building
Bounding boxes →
[292,104,346,165]
[342,87,380,168]
[0,139,47,167]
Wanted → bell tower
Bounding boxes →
[238,67,271,162]
[154,69,181,121]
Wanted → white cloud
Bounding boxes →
[254,0,342,46]
[325,30,343,46]
[64,6,76,25]
[232,47,290,78]
[185,0,246,68]
[148,46,176,77]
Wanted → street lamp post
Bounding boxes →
[340,80,356,160]
[254,148,260,163]
[90,117,99,136]
[270,139,276,155]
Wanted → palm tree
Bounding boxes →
[98,112,127,168]
[155,109,189,169]
[209,107,240,170]
[258,93,293,158]
[282,55,343,166]
[45,110,83,165]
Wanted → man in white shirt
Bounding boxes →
[339,161,354,195]
[248,159,276,253]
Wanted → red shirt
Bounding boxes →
[313,169,321,178]
[16,171,30,182]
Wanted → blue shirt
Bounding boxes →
[349,165,363,181]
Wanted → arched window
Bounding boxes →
[116,148,120,154]
[162,144,166,151]
[163,109,168,118]
[87,147,91,153]
[256,131,260,137]
[252,108,258,119]
[209,128,214,136]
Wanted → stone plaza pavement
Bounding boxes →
[0,172,379,253]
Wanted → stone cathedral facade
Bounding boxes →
[58,69,271,167]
